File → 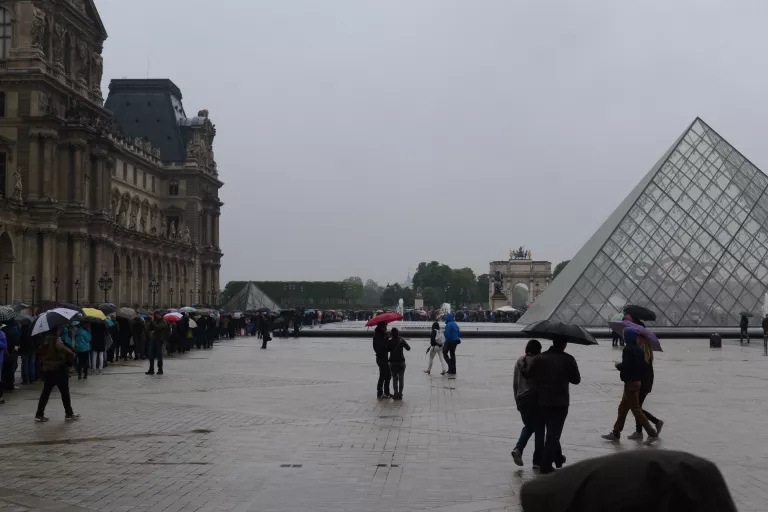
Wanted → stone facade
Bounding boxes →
[489,254,552,308]
[0,0,223,309]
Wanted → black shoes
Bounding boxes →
[145,370,155,375]
[157,369,164,375]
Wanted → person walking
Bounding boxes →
[763,314,768,352]
[73,323,92,380]
[146,311,169,375]
[373,322,391,399]
[601,328,659,445]
[740,314,750,345]
[528,337,581,474]
[424,322,446,375]
[35,326,79,422]
[511,339,544,468]
[442,313,461,375]
[626,334,663,441]
[387,328,410,400]
[260,315,272,349]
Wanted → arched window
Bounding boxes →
[169,179,179,196]
[0,7,12,59]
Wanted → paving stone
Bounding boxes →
[0,336,763,510]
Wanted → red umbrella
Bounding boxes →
[164,312,182,323]
[366,312,403,327]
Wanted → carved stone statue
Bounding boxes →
[169,221,177,240]
[90,52,103,89]
[13,168,22,201]
[117,209,126,226]
[139,215,146,233]
[129,203,138,230]
[160,220,167,238]
[184,226,191,244]
[76,41,89,81]
[492,271,504,296]
[111,194,119,218]
[52,24,65,64]
[31,8,46,50]
[118,198,129,226]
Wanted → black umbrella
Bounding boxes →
[13,314,36,326]
[98,302,117,314]
[623,305,656,322]
[521,319,598,346]
[739,311,754,318]
[256,307,272,314]
[38,302,84,314]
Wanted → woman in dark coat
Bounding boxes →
[90,322,107,373]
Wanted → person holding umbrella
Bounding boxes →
[601,327,659,445]
[35,324,78,422]
[740,313,750,345]
[511,339,544,468]
[373,321,391,399]
[522,320,591,474]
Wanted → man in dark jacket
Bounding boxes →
[372,322,391,398]
[132,317,146,359]
[601,328,658,444]
[528,337,581,474]
[740,314,750,345]
[146,311,169,375]
[763,314,768,350]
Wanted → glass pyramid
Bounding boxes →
[520,118,768,327]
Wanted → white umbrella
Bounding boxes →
[32,307,81,336]
[496,305,518,313]
[179,306,197,313]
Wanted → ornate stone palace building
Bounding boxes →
[0,0,223,309]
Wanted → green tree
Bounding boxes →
[553,260,570,280]
[380,283,414,308]
[476,274,489,307]
[362,279,384,306]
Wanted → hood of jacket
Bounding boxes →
[445,313,455,323]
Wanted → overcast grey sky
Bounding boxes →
[98,0,768,285]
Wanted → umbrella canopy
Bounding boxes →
[496,305,518,313]
[11,302,29,311]
[610,312,625,322]
[0,305,15,322]
[366,312,404,327]
[418,310,428,317]
[179,306,197,313]
[116,307,138,320]
[81,307,107,323]
[521,319,598,346]
[256,307,272,314]
[13,314,35,326]
[164,312,182,322]
[739,311,754,318]
[608,320,662,351]
[98,303,117,314]
[623,305,656,322]
[32,307,81,336]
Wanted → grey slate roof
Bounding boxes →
[105,79,189,163]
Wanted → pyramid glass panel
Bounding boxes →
[520,118,768,327]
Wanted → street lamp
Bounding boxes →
[53,277,59,302]
[74,279,80,306]
[2,273,8,303]
[30,276,36,308]
[148,277,159,309]
[98,272,113,303]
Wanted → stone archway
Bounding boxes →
[511,283,529,308]
[0,232,14,303]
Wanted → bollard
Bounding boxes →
[710,333,722,348]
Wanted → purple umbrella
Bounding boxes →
[608,320,662,351]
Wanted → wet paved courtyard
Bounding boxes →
[1,335,767,512]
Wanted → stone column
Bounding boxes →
[73,140,86,204]
[13,227,25,303]
[91,148,107,212]
[27,131,41,200]
[91,238,103,301]
[41,130,59,200]
[22,231,35,304]
[214,212,220,247]
[41,230,55,301]
[56,233,69,301]
[71,234,85,304]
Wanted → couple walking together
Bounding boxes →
[423,313,461,375]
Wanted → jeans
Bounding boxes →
[76,352,90,377]
[21,354,36,383]
[148,340,164,371]
[540,406,569,470]
[90,351,104,370]
[613,381,657,436]
[443,344,457,373]
[635,388,661,433]
[389,362,406,395]
[427,346,445,372]
[515,408,544,465]
[37,367,73,416]
[376,355,391,396]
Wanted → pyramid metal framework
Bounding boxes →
[520,118,768,327]
[219,282,281,312]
